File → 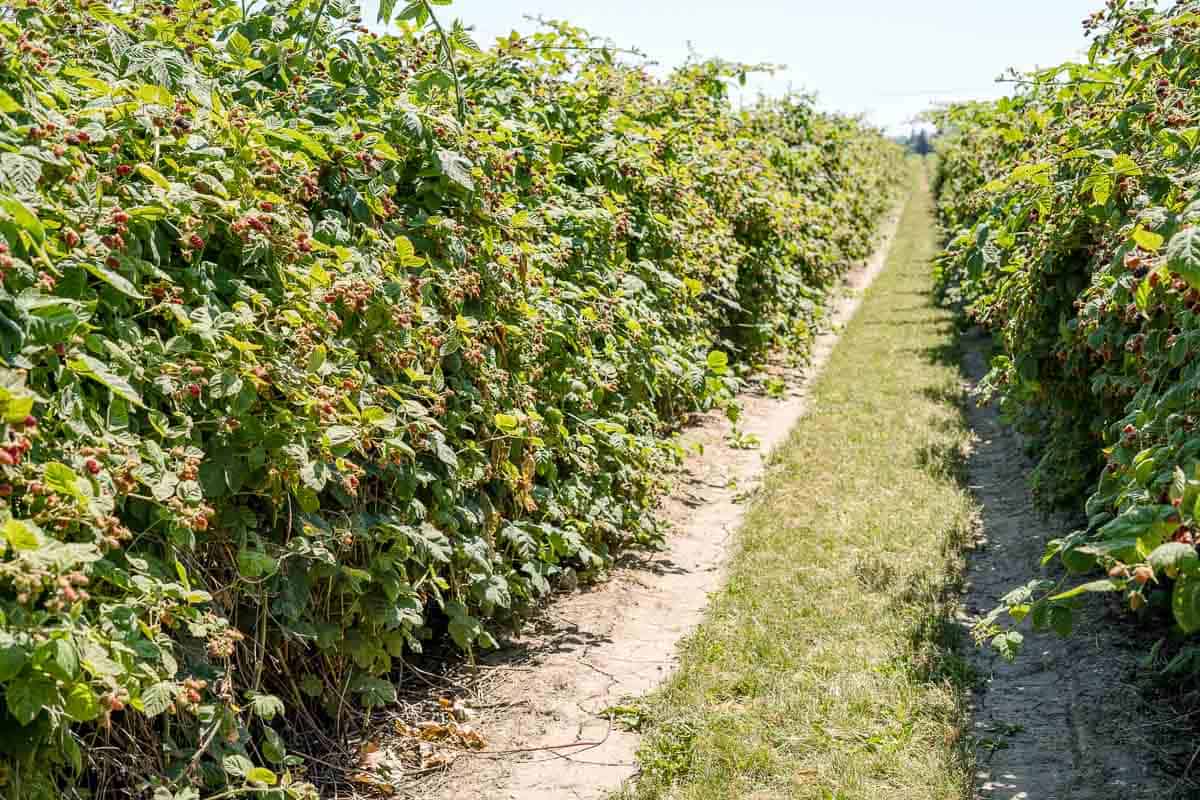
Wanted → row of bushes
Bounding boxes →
[933,1,1200,658]
[0,0,903,796]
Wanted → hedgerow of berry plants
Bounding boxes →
[0,0,903,795]
[934,0,1200,659]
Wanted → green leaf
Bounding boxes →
[262,727,287,764]
[7,676,58,725]
[437,149,475,191]
[350,675,396,709]
[136,164,171,190]
[991,630,1023,661]
[393,235,425,267]
[0,90,22,114]
[2,519,41,551]
[494,413,519,433]
[1149,542,1200,577]
[246,767,277,787]
[63,683,101,722]
[237,549,278,579]
[1174,573,1200,633]
[227,31,251,59]
[248,693,284,721]
[0,392,32,425]
[223,754,254,778]
[1112,154,1142,176]
[140,681,175,717]
[0,641,29,681]
[81,260,144,299]
[68,354,144,407]
[306,344,326,373]
[0,195,44,242]
[262,127,330,161]
[41,638,79,681]
[447,612,482,649]
[1167,226,1200,290]
[1048,578,1122,601]
[706,350,729,371]
[44,462,86,503]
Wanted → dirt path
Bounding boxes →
[395,201,905,800]
[959,329,1181,798]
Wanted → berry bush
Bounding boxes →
[934,0,1200,661]
[0,0,902,796]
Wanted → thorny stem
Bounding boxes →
[301,0,330,65]
[421,0,467,123]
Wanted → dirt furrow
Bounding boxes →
[960,330,1178,799]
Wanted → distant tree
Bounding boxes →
[907,129,932,156]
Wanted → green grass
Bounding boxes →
[618,163,975,800]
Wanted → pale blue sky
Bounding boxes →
[362,0,1104,133]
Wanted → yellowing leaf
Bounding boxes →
[136,164,171,190]
[0,90,21,114]
[1132,227,1164,252]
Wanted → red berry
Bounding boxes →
[84,457,101,474]
[0,450,14,466]
[116,164,133,177]
[22,416,36,429]
[188,234,204,250]
[188,383,201,398]
[259,201,273,212]
[64,230,79,248]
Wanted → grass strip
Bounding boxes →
[619,163,975,800]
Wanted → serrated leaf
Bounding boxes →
[140,681,175,717]
[68,354,144,407]
[63,683,101,721]
[0,195,44,242]
[1149,542,1200,576]
[223,754,254,778]
[249,693,284,721]
[1168,226,1200,289]
[437,148,475,191]
[1048,578,1122,601]
[1133,226,1164,251]
[1174,572,1200,633]
[246,767,277,786]
[0,90,21,113]
[7,677,57,725]
[82,260,145,298]
[2,519,41,551]
[136,164,171,190]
